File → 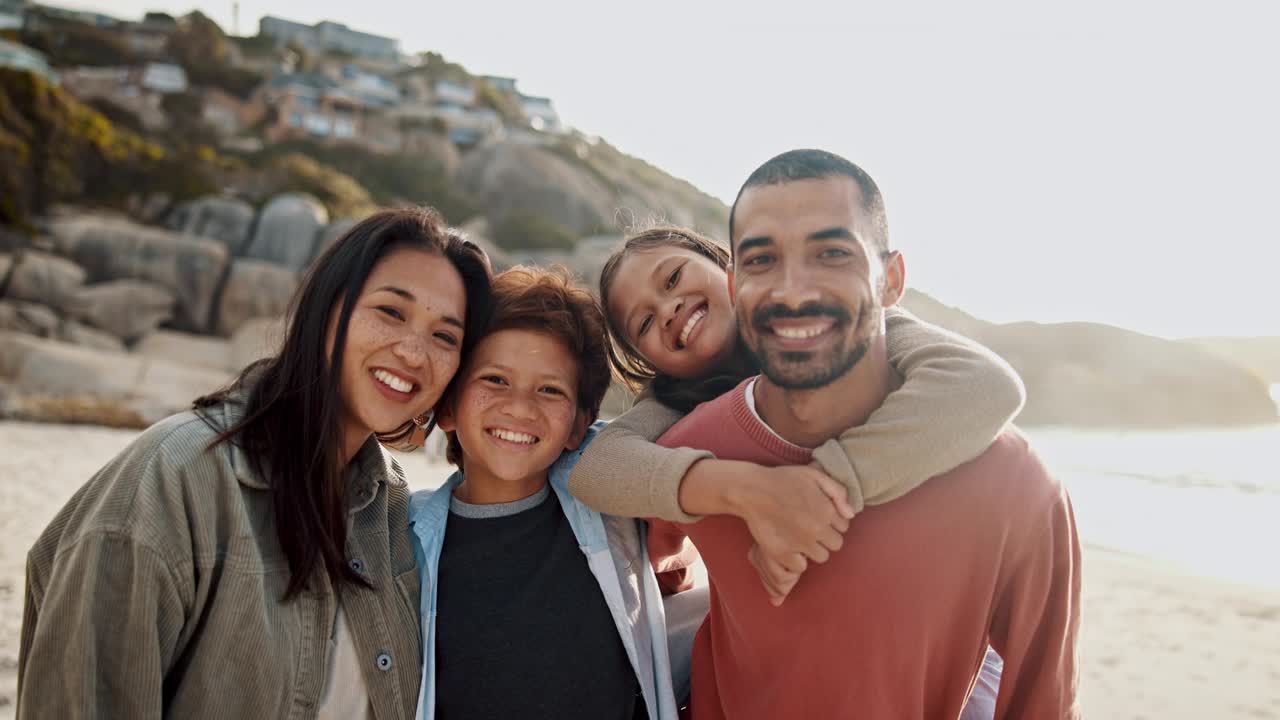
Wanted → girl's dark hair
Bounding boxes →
[196,207,493,599]
[598,225,756,413]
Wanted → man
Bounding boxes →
[648,149,1081,718]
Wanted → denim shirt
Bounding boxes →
[407,423,692,720]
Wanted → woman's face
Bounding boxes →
[330,247,468,446]
[605,246,738,379]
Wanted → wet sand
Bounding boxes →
[0,420,1276,718]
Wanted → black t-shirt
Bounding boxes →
[435,487,644,719]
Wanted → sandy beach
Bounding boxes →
[1,420,1277,719]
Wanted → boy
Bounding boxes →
[408,267,692,719]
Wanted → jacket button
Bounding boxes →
[376,652,393,671]
[350,558,363,573]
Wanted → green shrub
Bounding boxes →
[85,97,146,135]
[0,68,223,226]
[261,153,378,218]
[253,140,478,223]
[493,209,577,252]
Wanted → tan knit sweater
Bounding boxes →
[567,309,1026,522]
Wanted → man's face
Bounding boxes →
[730,175,901,390]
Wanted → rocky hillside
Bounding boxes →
[1182,337,1280,384]
[901,290,1279,428]
[458,137,728,238]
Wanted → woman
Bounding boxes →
[17,207,492,719]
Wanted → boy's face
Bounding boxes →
[439,328,588,490]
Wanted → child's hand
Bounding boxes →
[732,464,854,603]
[748,542,802,606]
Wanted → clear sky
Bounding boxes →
[52,0,1280,339]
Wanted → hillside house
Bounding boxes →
[138,62,187,93]
[518,94,564,133]
[0,0,26,30]
[0,38,56,82]
[259,15,399,63]
[254,72,377,146]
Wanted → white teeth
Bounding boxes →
[489,428,538,444]
[774,326,828,339]
[678,308,707,347]
[373,369,414,393]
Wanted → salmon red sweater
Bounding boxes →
[648,379,1082,719]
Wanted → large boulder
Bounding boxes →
[229,316,286,371]
[0,331,230,427]
[0,299,60,337]
[244,193,329,270]
[167,196,257,256]
[0,250,87,310]
[0,299,125,351]
[45,216,230,333]
[214,259,298,337]
[135,329,233,373]
[314,217,359,259]
[457,142,616,234]
[64,280,176,341]
[57,320,128,353]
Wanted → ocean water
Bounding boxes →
[1027,408,1280,589]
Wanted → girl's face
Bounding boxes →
[330,247,468,451]
[605,247,739,379]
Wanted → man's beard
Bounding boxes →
[745,302,876,390]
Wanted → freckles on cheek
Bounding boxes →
[459,387,494,425]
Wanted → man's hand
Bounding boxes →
[729,464,854,604]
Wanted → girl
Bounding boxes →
[17,208,493,719]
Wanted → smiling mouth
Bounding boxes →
[767,317,837,341]
[372,368,418,394]
[486,427,540,446]
[676,304,708,349]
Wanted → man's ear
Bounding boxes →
[727,264,735,305]
[435,403,457,433]
[563,411,591,452]
[881,251,906,307]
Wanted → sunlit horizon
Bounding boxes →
[44,0,1280,340]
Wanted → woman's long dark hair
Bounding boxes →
[196,207,493,599]
[598,225,756,413]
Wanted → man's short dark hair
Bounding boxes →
[728,149,889,254]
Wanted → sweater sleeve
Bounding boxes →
[989,465,1083,719]
[809,307,1026,512]
[568,389,712,522]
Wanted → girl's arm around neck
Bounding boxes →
[567,389,711,522]
[810,307,1026,512]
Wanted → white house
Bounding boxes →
[519,94,564,133]
[139,63,188,94]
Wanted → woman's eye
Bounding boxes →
[638,315,653,337]
[540,386,566,396]
[434,332,459,347]
[665,266,682,290]
[378,306,405,321]
[819,247,852,260]
[743,254,774,268]
[481,375,507,386]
